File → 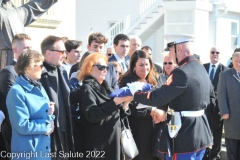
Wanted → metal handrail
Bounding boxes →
[105,0,162,49]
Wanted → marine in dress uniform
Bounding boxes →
[133,34,213,160]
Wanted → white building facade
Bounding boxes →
[17,0,240,65]
[76,0,240,65]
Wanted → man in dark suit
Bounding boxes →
[203,46,228,160]
[109,34,130,73]
[69,32,118,90]
[217,51,240,160]
[0,33,32,154]
[40,35,74,159]
[142,45,163,74]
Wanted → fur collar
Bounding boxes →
[83,76,113,99]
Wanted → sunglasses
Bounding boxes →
[163,62,173,65]
[107,53,113,56]
[211,51,220,54]
[34,64,44,69]
[93,64,109,71]
[50,49,66,55]
[116,71,122,76]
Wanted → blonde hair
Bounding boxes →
[77,52,108,81]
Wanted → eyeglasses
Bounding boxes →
[116,71,122,76]
[50,49,66,55]
[163,62,173,65]
[93,64,109,71]
[107,53,113,56]
[211,51,220,54]
[34,64,44,69]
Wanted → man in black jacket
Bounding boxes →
[203,47,228,160]
[40,35,74,159]
[0,33,32,154]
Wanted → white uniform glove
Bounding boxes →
[127,82,145,95]
[136,103,153,109]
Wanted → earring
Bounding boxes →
[133,70,135,73]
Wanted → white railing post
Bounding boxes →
[105,0,162,49]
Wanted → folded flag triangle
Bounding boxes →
[109,82,153,97]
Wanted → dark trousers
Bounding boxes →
[209,109,223,160]
[0,132,9,160]
[225,138,240,160]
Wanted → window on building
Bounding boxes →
[231,22,238,50]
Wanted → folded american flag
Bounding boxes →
[109,82,153,97]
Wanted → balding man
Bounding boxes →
[203,47,228,160]
[126,36,142,60]
[132,34,213,160]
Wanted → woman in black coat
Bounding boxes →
[77,53,132,160]
[119,50,167,160]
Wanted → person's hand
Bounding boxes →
[113,96,133,106]
[48,102,55,115]
[45,120,54,136]
[151,108,166,124]
[222,114,229,120]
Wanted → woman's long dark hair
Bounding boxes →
[120,50,159,86]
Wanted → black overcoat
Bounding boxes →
[79,76,124,160]
[40,62,74,156]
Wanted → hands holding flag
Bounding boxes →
[110,82,153,97]
[110,82,166,123]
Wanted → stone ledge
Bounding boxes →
[28,18,62,29]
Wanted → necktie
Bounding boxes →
[237,72,240,78]
[121,62,127,73]
[210,65,215,82]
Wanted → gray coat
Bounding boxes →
[217,68,240,139]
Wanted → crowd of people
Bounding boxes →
[0,31,239,160]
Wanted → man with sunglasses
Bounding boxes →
[203,47,228,160]
[132,34,213,160]
[40,35,75,159]
[106,47,115,58]
[0,33,32,155]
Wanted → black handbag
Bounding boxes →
[121,117,139,160]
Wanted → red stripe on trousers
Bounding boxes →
[174,153,177,160]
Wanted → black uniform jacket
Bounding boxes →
[134,55,213,153]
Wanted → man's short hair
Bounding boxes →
[12,33,31,46]
[141,46,152,51]
[41,35,63,55]
[65,40,82,52]
[88,32,108,45]
[113,34,129,46]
